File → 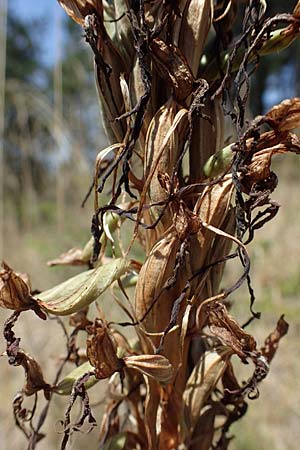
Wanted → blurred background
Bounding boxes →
[0,0,299,449]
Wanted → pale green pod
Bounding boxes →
[101,433,127,450]
[202,27,300,82]
[203,143,234,178]
[36,258,130,316]
[54,362,98,395]
[81,237,94,263]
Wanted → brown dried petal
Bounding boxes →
[241,133,300,192]
[87,319,124,379]
[260,315,289,364]
[266,97,300,131]
[0,262,32,312]
[21,352,51,397]
[207,302,257,360]
[241,151,272,189]
[47,248,87,267]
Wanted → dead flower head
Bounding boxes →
[0,262,46,319]
[86,319,124,379]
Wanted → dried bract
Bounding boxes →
[124,354,174,384]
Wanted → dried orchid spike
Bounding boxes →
[2,1,300,449]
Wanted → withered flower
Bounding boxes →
[0,262,46,319]
[206,302,257,361]
[86,319,124,379]
[21,352,52,398]
[0,262,31,311]
[87,319,174,383]
[266,97,300,131]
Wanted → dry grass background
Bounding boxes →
[0,153,300,450]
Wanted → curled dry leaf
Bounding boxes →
[203,98,300,179]
[240,134,300,193]
[36,258,130,316]
[87,319,124,379]
[261,315,289,364]
[4,313,51,398]
[60,371,97,450]
[266,97,300,131]
[11,350,51,398]
[206,302,257,361]
[124,354,174,384]
[21,352,52,397]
